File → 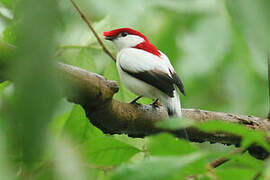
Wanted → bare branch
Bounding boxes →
[57,63,270,159]
[69,0,116,62]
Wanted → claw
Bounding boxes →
[152,99,161,108]
[130,95,143,104]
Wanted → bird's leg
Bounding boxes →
[130,95,143,104]
[152,98,160,108]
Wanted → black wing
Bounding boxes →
[120,65,175,97]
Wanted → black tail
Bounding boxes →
[175,129,189,140]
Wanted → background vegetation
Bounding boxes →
[0,0,269,179]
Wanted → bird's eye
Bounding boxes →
[121,32,128,37]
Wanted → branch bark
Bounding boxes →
[58,63,270,159]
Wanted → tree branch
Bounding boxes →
[58,63,270,159]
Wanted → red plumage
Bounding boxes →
[103,28,161,57]
[103,28,149,42]
[134,41,161,57]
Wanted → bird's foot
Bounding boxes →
[130,95,143,105]
[152,99,161,108]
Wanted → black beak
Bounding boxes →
[105,36,116,41]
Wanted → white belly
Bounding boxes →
[116,61,160,99]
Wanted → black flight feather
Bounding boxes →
[120,65,186,97]
[170,70,186,96]
[120,65,175,97]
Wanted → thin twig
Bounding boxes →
[69,0,116,62]
[210,157,229,168]
[209,148,244,168]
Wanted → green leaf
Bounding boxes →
[0,0,14,9]
[49,112,71,136]
[147,133,207,179]
[156,117,194,130]
[0,39,14,60]
[0,81,10,92]
[3,24,16,44]
[220,152,263,171]
[63,105,104,143]
[148,133,196,156]
[111,153,203,180]
[195,120,270,151]
[81,136,140,166]
[113,134,145,150]
[216,168,257,180]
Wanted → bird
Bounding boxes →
[103,28,187,138]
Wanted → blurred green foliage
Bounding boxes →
[0,0,269,179]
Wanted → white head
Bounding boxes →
[112,33,144,51]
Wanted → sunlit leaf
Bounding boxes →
[113,134,145,150]
[0,0,14,9]
[148,133,207,179]
[81,136,140,166]
[221,152,263,172]
[216,168,257,180]
[0,80,9,92]
[148,133,196,156]
[3,24,15,44]
[111,153,203,180]
[50,112,71,136]
[63,105,104,143]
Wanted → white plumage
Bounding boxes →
[104,28,184,118]
[117,48,182,116]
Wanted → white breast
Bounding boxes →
[116,47,182,117]
[116,48,171,99]
[116,60,158,98]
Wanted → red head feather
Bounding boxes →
[103,28,161,57]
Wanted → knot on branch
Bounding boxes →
[106,80,119,94]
